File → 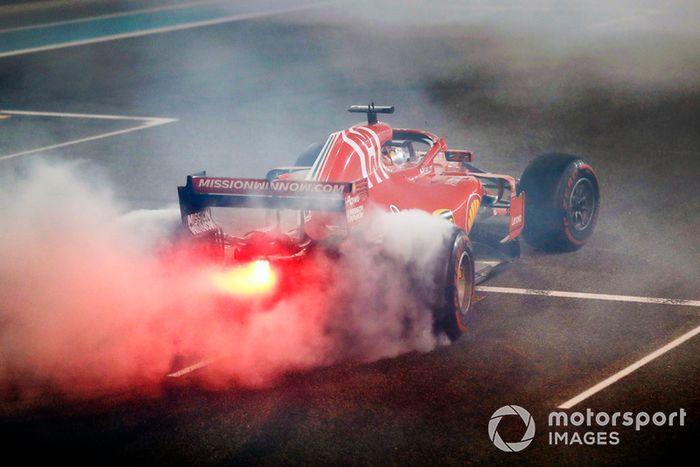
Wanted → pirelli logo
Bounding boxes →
[193,177,349,195]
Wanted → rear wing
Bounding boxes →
[177,172,368,236]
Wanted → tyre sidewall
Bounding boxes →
[436,228,474,341]
[557,160,599,246]
[521,153,600,251]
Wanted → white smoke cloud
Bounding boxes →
[0,161,452,403]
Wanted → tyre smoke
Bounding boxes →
[0,161,451,403]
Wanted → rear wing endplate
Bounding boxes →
[470,172,524,242]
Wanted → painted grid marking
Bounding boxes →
[558,322,700,409]
[0,109,177,161]
[476,285,700,409]
[0,0,225,34]
[0,2,332,59]
[475,286,700,307]
[168,286,700,380]
[167,357,225,378]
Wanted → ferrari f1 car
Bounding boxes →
[178,104,600,340]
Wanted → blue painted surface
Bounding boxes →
[0,1,292,54]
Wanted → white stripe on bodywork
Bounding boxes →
[356,126,389,180]
[307,131,338,181]
[340,130,373,188]
[319,132,340,179]
[348,128,383,185]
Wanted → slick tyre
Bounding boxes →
[520,153,600,251]
[434,227,475,341]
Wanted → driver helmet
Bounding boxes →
[383,146,409,166]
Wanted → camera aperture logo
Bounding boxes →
[489,405,687,451]
[488,405,536,452]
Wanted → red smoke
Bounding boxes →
[0,162,447,403]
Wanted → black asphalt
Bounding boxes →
[1,1,699,464]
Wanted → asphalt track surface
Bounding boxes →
[1,0,699,464]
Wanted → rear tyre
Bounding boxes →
[520,153,600,251]
[434,227,475,341]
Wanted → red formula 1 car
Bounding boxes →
[177,104,600,340]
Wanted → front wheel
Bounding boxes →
[520,153,600,251]
[434,227,475,341]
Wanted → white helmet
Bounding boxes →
[387,146,408,165]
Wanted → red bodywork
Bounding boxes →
[304,121,524,241]
[177,115,526,263]
[176,112,528,301]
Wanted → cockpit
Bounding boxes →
[380,131,435,172]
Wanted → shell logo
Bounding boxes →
[466,197,481,231]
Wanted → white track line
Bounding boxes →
[0,110,177,161]
[0,0,98,16]
[558,323,700,409]
[476,286,700,307]
[167,357,224,378]
[0,123,165,161]
[167,286,700,379]
[0,2,331,59]
[0,0,224,34]
[1,109,175,122]
[475,285,700,408]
